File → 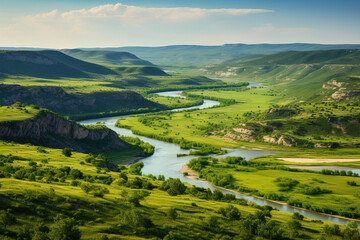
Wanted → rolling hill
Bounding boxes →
[206,49,360,101]
[82,43,360,67]
[234,49,360,65]
[0,50,169,81]
[61,49,155,66]
[0,50,117,78]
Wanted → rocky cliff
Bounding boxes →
[0,84,165,116]
[0,110,132,153]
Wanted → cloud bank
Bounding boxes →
[24,3,273,22]
[0,3,293,48]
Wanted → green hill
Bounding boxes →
[83,43,360,67]
[239,49,360,65]
[207,49,360,101]
[0,50,117,78]
[62,49,155,66]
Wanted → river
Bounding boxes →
[79,89,358,226]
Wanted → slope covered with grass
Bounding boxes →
[62,49,155,66]
[0,141,357,240]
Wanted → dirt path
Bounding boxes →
[279,158,360,163]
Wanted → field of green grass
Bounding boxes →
[1,141,350,239]
[116,87,282,148]
[187,156,360,220]
[0,105,39,122]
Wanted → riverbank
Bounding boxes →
[279,158,360,163]
[80,89,359,226]
[180,162,360,224]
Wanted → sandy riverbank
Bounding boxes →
[179,164,199,179]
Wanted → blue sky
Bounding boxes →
[0,0,359,48]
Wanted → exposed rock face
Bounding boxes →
[331,89,360,100]
[0,111,132,153]
[263,135,294,147]
[0,84,164,116]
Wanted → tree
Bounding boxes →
[129,162,144,175]
[203,216,219,232]
[48,217,81,240]
[292,212,304,221]
[80,183,93,194]
[347,221,358,229]
[121,190,151,206]
[168,207,178,220]
[0,210,17,228]
[62,148,72,157]
[219,205,241,220]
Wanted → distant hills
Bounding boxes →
[233,49,360,65]
[61,49,155,66]
[0,50,117,78]
[81,43,360,67]
[0,50,167,79]
[3,43,360,68]
[206,49,360,101]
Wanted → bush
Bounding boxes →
[292,212,304,221]
[48,216,81,240]
[167,207,178,220]
[347,181,357,186]
[160,178,187,196]
[218,205,241,220]
[129,162,144,175]
[62,148,72,157]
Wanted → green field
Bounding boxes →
[187,156,360,220]
[116,87,282,148]
[0,105,39,122]
[1,142,353,239]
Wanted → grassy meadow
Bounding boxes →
[1,141,350,239]
[187,156,360,220]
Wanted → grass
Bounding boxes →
[0,105,39,122]
[188,156,360,219]
[116,87,282,148]
[0,141,344,239]
[145,94,203,109]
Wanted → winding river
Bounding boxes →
[79,88,358,226]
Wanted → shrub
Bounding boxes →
[218,205,241,220]
[292,212,304,221]
[62,148,72,157]
[160,178,187,196]
[167,207,178,220]
[48,216,81,240]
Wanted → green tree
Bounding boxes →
[129,162,144,175]
[292,212,304,221]
[168,207,178,220]
[62,148,72,157]
[347,221,358,229]
[0,210,17,228]
[48,217,81,240]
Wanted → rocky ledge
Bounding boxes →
[0,110,132,153]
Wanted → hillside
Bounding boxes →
[0,84,166,118]
[82,43,360,67]
[206,49,360,101]
[62,49,155,66]
[1,141,349,240]
[0,50,117,78]
[0,107,132,153]
[234,49,360,65]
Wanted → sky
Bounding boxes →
[0,0,359,48]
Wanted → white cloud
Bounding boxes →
[20,3,273,22]
[0,3,278,48]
